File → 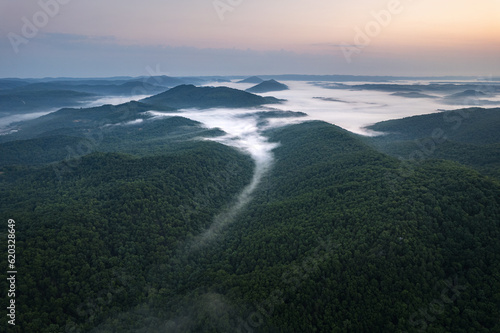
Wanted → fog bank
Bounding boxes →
[204,80,500,135]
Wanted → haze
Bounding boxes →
[1,0,499,77]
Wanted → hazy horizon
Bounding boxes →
[2,74,499,80]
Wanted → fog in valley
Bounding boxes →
[205,80,500,135]
[148,108,288,248]
[141,79,500,248]
[3,79,500,331]
[0,111,56,134]
[3,79,499,136]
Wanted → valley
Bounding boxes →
[1,76,500,332]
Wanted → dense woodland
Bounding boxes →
[366,108,500,180]
[1,93,500,332]
[141,84,281,109]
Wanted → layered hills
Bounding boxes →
[237,76,264,84]
[1,84,499,332]
[1,116,500,332]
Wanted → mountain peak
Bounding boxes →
[141,84,281,109]
[246,79,289,93]
[237,76,264,84]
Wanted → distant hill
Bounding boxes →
[391,92,437,99]
[135,75,186,87]
[324,83,421,92]
[366,107,500,145]
[2,80,170,97]
[260,74,486,81]
[141,84,281,109]
[440,90,499,106]
[446,90,487,99]
[318,82,500,97]
[0,89,96,114]
[246,79,289,93]
[313,97,350,103]
[237,76,264,84]
[0,79,30,91]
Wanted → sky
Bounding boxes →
[0,0,499,78]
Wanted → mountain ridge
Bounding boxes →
[141,84,282,108]
[246,79,289,93]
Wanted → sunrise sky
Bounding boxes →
[1,0,499,77]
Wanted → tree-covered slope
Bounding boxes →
[246,79,289,93]
[0,101,176,143]
[141,84,281,109]
[366,107,500,144]
[0,89,97,114]
[237,76,264,84]
[0,135,92,167]
[365,107,500,179]
[90,121,500,332]
[0,143,254,332]
[1,119,499,332]
[0,115,222,167]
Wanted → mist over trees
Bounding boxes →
[1,80,500,332]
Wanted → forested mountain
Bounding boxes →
[319,82,500,95]
[0,101,172,144]
[0,143,255,332]
[117,121,498,332]
[391,92,437,99]
[366,107,500,179]
[0,79,31,91]
[246,79,289,93]
[141,84,282,108]
[0,89,97,114]
[1,112,499,332]
[4,81,169,97]
[0,76,235,115]
[237,76,264,84]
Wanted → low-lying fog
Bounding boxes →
[205,80,500,135]
[4,80,498,136]
[0,111,55,134]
